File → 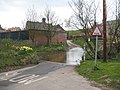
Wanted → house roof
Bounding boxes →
[25,19,66,33]
[26,21,49,30]
[7,27,21,31]
[0,30,6,32]
[54,24,65,32]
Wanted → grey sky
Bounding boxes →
[0,0,116,29]
[0,0,72,29]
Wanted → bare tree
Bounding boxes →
[108,0,120,57]
[43,7,59,45]
[67,0,100,59]
[26,6,39,22]
[24,6,39,45]
[22,6,39,30]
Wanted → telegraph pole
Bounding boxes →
[103,0,107,62]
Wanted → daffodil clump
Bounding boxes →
[12,45,33,51]
[12,45,33,55]
[19,46,33,51]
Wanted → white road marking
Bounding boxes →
[0,72,19,81]
[9,74,34,82]
[9,74,48,85]
[5,73,8,76]
[17,75,35,83]
[18,79,29,84]
[24,76,48,85]
[0,78,8,80]
[18,75,39,84]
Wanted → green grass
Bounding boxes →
[76,60,120,89]
[67,30,81,36]
[33,44,65,52]
[72,38,85,46]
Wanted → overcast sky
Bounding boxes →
[0,0,116,29]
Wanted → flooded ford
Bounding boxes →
[66,47,85,65]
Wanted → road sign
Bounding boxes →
[92,27,102,36]
[92,27,102,67]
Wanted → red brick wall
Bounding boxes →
[52,32,67,44]
[29,30,67,45]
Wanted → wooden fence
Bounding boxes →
[0,30,29,40]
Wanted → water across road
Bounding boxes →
[66,40,85,65]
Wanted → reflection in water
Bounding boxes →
[66,47,85,65]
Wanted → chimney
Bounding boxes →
[42,18,46,23]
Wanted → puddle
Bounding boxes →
[66,47,85,65]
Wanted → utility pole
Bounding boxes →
[118,0,120,18]
[103,0,107,62]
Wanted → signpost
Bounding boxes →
[92,27,102,67]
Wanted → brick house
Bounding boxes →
[25,18,67,45]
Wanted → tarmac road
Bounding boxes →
[0,61,65,90]
[0,61,102,90]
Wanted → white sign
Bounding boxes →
[92,27,102,36]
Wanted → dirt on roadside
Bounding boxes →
[37,50,66,63]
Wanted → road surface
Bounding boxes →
[0,61,102,90]
[0,61,65,90]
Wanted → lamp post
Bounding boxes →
[103,0,107,62]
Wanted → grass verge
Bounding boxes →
[76,60,120,90]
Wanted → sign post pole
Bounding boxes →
[92,27,102,68]
[95,36,98,67]
[83,44,86,61]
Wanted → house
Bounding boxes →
[7,27,21,32]
[25,18,67,45]
[0,25,28,40]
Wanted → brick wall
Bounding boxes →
[52,32,67,44]
[29,30,67,45]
